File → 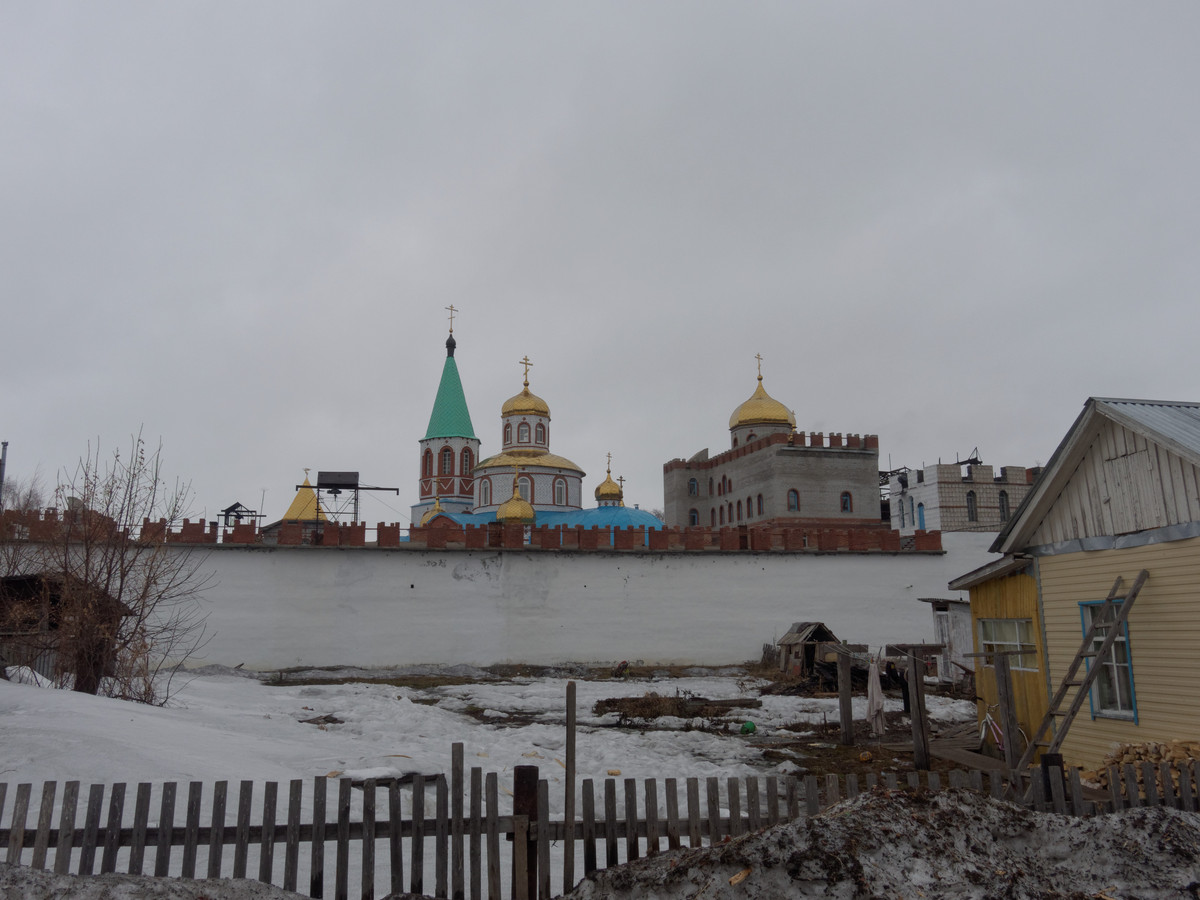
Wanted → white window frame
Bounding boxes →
[1081,601,1138,720]
[978,618,1038,671]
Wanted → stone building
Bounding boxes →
[888,462,1038,535]
[662,365,882,530]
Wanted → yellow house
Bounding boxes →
[991,397,1200,769]
[948,557,1047,759]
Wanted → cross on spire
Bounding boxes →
[617,475,626,490]
[606,451,613,473]
[519,355,533,387]
[445,304,458,333]
[755,353,764,381]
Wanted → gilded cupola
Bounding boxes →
[729,358,795,430]
[495,469,536,524]
[501,356,551,418]
[594,455,623,506]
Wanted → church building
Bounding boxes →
[662,361,882,530]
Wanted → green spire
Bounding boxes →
[423,337,476,440]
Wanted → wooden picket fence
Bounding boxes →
[4,749,1199,900]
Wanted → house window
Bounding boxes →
[554,479,566,506]
[689,509,699,526]
[688,478,698,496]
[840,492,853,513]
[535,423,545,444]
[757,494,763,515]
[518,476,533,501]
[461,447,474,475]
[787,489,799,511]
[979,618,1038,670]
[440,447,454,476]
[422,449,433,478]
[479,478,491,507]
[966,490,978,522]
[1081,602,1137,719]
[999,490,1010,520]
[517,422,531,443]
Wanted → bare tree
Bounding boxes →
[1,434,209,703]
[0,471,47,513]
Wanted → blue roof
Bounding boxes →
[442,506,664,531]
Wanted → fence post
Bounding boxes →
[907,659,931,770]
[994,655,1021,771]
[837,652,854,746]
[513,765,538,900]
[564,681,576,891]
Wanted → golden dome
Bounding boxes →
[729,376,795,430]
[419,497,445,526]
[594,459,623,503]
[475,449,584,475]
[502,362,551,417]
[496,471,536,524]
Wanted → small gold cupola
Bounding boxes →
[496,467,536,524]
[419,496,445,526]
[501,356,551,418]
[594,453,624,507]
[729,355,795,430]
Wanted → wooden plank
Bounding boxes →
[644,778,660,856]
[485,773,500,900]
[1124,764,1141,807]
[746,777,761,831]
[79,783,105,876]
[284,779,302,892]
[785,777,799,821]
[824,774,840,807]
[1141,762,1159,808]
[865,774,879,791]
[686,778,701,847]
[452,745,464,900]
[260,781,279,886]
[603,779,618,867]
[511,816,529,900]
[926,773,941,793]
[968,770,984,793]
[948,770,966,790]
[1109,766,1125,811]
[537,780,551,900]
[411,774,425,896]
[0,785,6,832]
[181,781,202,878]
[234,781,252,879]
[623,779,639,861]
[436,773,449,899]
[765,776,779,825]
[727,777,743,838]
[884,773,899,791]
[336,778,351,900]
[1048,767,1067,814]
[311,777,327,899]
[664,779,681,851]
[838,651,854,746]
[208,781,228,879]
[361,780,376,900]
[1179,762,1196,813]
[804,775,819,817]
[845,774,859,802]
[705,777,721,846]
[1068,768,1086,816]
[1160,763,1176,810]
[31,781,57,870]
[53,781,79,875]
[1030,770,1048,812]
[102,781,127,874]
[988,772,1004,800]
[389,781,404,900]
[906,772,921,793]
[469,767,482,900]
[580,778,597,875]
[6,783,31,865]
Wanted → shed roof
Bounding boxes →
[777,621,838,646]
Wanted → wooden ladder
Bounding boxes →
[1014,569,1149,773]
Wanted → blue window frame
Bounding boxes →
[1080,600,1138,722]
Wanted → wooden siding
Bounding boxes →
[969,572,1046,749]
[1029,420,1200,547]
[1038,537,1200,769]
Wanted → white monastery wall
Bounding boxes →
[189,533,996,670]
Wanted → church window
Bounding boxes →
[687,478,698,496]
[736,500,743,521]
[518,476,533,502]
[518,422,531,443]
[917,502,926,530]
[440,447,454,476]
[461,447,474,475]
[479,478,491,507]
[504,423,512,444]
[967,490,978,522]
[747,433,757,442]
[787,489,799,511]
[708,478,714,496]
[899,500,906,528]
[998,490,1010,520]
[689,509,699,526]
[908,497,915,524]
[554,478,566,506]
[840,492,853,513]
[728,503,733,522]
[732,437,738,448]
[535,423,546,444]
[757,494,763,515]
[422,450,433,478]
[746,496,753,518]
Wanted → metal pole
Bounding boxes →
[0,440,8,511]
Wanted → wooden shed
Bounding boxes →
[776,621,842,676]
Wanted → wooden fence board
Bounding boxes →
[804,775,819,817]
[260,781,279,886]
[785,777,799,821]
[361,780,376,900]
[1159,763,1175,810]
[845,774,859,802]
[580,779,596,875]
[537,780,550,900]
[32,781,56,870]
[284,780,302,892]
[1180,763,1196,813]
[411,774,425,897]
[181,782,201,878]
[436,774,449,900]
[208,781,228,879]
[80,783,105,876]
[311,777,326,899]
[686,778,701,848]
[53,781,79,875]
[727,778,742,838]
[6,783,30,866]
[746,777,760,831]
[603,779,617,868]
[336,778,351,900]
[469,768,482,900]
[452,746,464,900]
[765,776,779,825]
[234,781,252,879]
[485,773,499,900]
[623,779,638,861]
[644,778,659,857]
[388,781,403,899]
[825,774,840,808]
[705,777,721,846]
[664,779,680,851]
[102,782,126,874]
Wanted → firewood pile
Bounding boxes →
[1085,740,1200,797]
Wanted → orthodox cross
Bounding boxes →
[445,304,458,333]
[617,475,626,491]
[755,353,764,379]
[606,451,613,473]
[519,355,533,386]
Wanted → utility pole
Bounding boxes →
[0,440,8,511]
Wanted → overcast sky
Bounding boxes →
[3,2,1198,523]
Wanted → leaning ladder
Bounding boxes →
[1014,569,1149,773]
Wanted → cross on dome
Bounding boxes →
[519,355,533,386]
[445,304,458,333]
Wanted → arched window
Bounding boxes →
[479,478,491,507]
[708,478,714,496]
[736,500,743,521]
[440,447,454,476]
[899,500,906,528]
[840,492,853,513]
[518,476,533,502]
[717,483,723,496]
[732,437,738,448]
[535,423,546,444]
[728,478,733,492]
[757,494,764,515]
[787,489,799,511]
[461,447,473,475]
[998,490,1010,520]
[554,479,566,506]
[966,490,978,522]
[719,507,725,525]
[728,503,733,522]
[504,423,512,445]
[422,449,433,478]
[917,502,926,530]
[517,422,531,443]
[908,497,915,524]
[689,509,699,526]
[746,496,753,518]
[747,433,757,443]
[687,478,698,496]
